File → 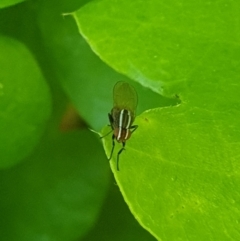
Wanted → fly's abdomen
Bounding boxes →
[112,108,134,142]
[114,127,132,142]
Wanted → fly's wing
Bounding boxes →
[113,81,138,114]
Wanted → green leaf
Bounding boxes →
[0,130,110,241]
[75,1,240,240]
[0,35,51,168]
[82,178,156,241]
[0,0,26,9]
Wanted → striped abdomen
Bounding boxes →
[110,108,135,142]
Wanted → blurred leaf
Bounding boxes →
[38,0,90,13]
[0,5,110,241]
[75,0,240,240]
[0,0,25,9]
[0,35,51,168]
[0,129,110,241]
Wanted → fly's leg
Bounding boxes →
[108,134,115,161]
[130,125,138,134]
[117,142,126,171]
[100,113,114,139]
[115,125,138,170]
[100,129,113,139]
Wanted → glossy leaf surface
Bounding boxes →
[75,1,240,240]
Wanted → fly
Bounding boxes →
[103,81,138,171]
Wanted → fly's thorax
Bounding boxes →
[111,107,135,129]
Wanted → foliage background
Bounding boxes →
[1,0,240,241]
[0,0,158,240]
